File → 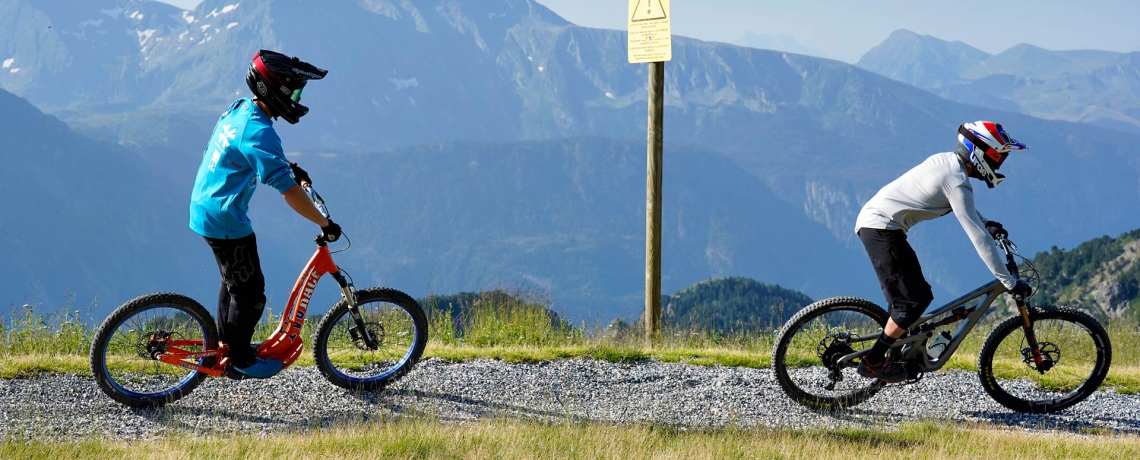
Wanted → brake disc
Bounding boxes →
[350,322,386,351]
[136,330,171,360]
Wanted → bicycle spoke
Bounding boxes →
[321,299,418,380]
[989,318,1099,398]
[102,305,207,397]
[781,309,881,399]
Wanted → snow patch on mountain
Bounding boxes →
[9,68,20,74]
[182,12,195,24]
[226,22,239,30]
[128,11,144,20]
[2,59,13,69]
[206,4,240,19]
[136,29,157,45]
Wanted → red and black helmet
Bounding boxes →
[245,50,328,124]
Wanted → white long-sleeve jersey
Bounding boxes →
[855,152,1016,290]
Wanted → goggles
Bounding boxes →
[958,125,1009,170]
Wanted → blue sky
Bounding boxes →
[158,0,1140,62]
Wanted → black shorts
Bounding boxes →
[857,228,934,329]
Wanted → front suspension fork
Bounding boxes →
[1016,298,1047,373]
[331,270,379,350]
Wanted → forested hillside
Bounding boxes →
[1028,229,1140,321]
[663,277,813,333]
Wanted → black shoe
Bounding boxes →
[857,358,907,384]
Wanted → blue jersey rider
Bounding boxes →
[189,50,341,378]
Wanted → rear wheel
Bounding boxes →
[89,293,218,408]
[977,306,1111,413]
[772,297,888,410]
[313,288,428,391]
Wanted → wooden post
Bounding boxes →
[645,61,664,344]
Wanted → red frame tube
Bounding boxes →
[155,245,339,375]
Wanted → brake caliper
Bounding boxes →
[1021,342,1060,372]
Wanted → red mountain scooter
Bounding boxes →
[90,184,427,408]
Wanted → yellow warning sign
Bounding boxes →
[628,0,671,63]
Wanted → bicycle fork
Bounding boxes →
[331,270,380,350]
[1015,298,1051,373]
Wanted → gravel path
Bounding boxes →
[2,359,1138,440]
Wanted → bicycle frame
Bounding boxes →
[836,238,1043,374]
[834,280,1006,373]
[155,185,362,377]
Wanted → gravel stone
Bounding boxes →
[2,359,1138,440]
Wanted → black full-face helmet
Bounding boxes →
[245,50,328,124]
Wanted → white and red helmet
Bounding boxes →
[956,121,1028,188]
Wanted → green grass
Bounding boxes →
[4,294,1140,395]
[3,419,1139,459]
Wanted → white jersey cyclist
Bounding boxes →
[855,151,1015,290]
[853,120,1030,384]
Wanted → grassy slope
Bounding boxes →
[4,419,1139,459]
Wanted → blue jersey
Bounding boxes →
[189,98,297,239]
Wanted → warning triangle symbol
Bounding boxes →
[631,0,667,22]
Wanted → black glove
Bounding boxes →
[1010,280,1032,298]
[290,162,312,186]
[984,221,1008,240]
[321,220,342,242]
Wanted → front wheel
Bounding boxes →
[89,293,218,408]
[772,296,888,410]
[977,306,1112,413]
[313,287,428,391]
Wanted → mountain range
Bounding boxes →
[0,89,199,308]
[0,86,873,320]
[1,0,1139,321]
[858,29,1140,133]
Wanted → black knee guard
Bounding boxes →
[205,233,267,365]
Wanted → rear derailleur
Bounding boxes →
[817,332,857,391]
